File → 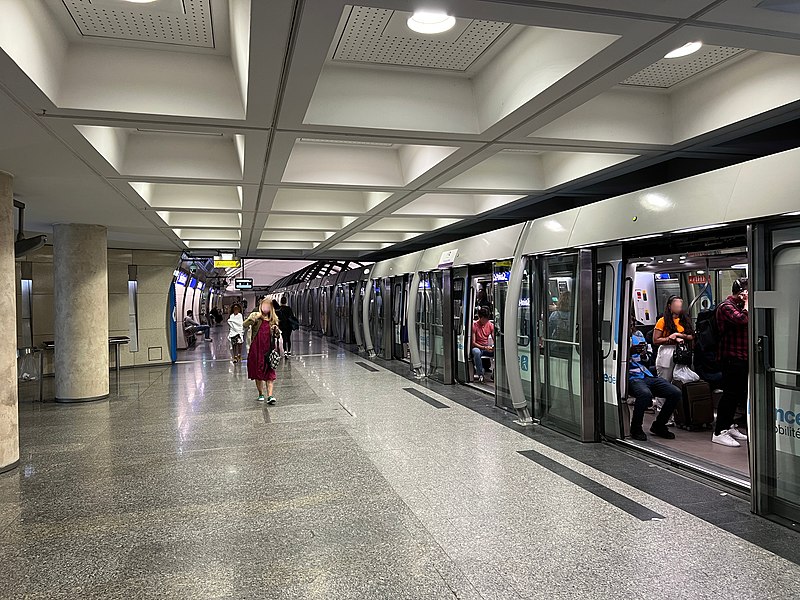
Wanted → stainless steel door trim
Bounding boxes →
[578,248,598,442]
[504,222,533,411]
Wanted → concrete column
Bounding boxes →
[0,172,18,472]
[54,224,109,402]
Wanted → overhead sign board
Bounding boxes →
[688,275,710,285]
[235,278,254,290]
[214,259,240,268]
[438,249,458,268]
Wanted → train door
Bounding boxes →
[353,280,365,351]
[465,268,495,393]
[493,261,514,411]
[416,273,431,373]
[452,267,469,383]
[392,277,405,359]
[533,250,597,441]
[619,245,750,484]
[596,247,623,439]
[751,221,800,524]
[369,279,384,356]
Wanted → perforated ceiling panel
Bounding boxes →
[621,46,745,88]
[62,0,214,48]
[333,6,510,71]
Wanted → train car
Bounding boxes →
[270,147,800,525]
[272,145,800,526]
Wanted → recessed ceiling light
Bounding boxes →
[666,258,673,262]
[407,11,456,34]
[664,41,702,59]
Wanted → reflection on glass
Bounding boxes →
[539,254,581,436]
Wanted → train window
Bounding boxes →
[597,264,614,358]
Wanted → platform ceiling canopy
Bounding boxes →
[2,0,800,258]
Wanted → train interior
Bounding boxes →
[466,273,496,392]
[623,244,750,486]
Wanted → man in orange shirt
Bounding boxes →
[471,307,495,382]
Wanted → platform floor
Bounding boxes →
[4,329,800,599]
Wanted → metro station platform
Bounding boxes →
[4,330,800,599]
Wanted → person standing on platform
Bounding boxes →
[228,303,244,363]
[712,278,750,447]
[278,296,296,357]
[244,297,281,404]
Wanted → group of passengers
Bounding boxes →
[184,295,297,404]
[628,278,750,448]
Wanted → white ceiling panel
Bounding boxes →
[333,6,511,72]
[61,0,214,47]
[621,46,746,88]
[157,211,241,228]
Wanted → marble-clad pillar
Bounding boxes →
[0,172,19,472]
[53,224,109,402]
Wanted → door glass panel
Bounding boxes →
[518,261,532,407]
[540,254,582,436]
[417,274,430,370]
[769,240,800,510]
[493,261,513,410]
[429,271,444,381]
[374,281,383,355]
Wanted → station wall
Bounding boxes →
[15,247,179,375]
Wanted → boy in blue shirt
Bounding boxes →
[629,318,681,441]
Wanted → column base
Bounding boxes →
[0,459,20,475]
[55,393,109,404]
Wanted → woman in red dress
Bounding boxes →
[244,297,281,403]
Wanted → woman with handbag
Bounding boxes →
[653,295,695,383]
[244,296,282,404]
[228,303,244,363]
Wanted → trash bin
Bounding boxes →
[17,347,41,382]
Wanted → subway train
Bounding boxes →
[272,146,800,525]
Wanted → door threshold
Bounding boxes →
[615,438,751,492]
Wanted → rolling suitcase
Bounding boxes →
[672,380,714,430]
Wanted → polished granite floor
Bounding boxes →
[4,328,800,599]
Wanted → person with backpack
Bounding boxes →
[712,278,750,447]
[628,314,681,441]
[278,296,298,357]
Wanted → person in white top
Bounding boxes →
[228,303,244,363]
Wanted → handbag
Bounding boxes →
[289,315,300,331]
[673,342,693,366]
[267,331,281,370]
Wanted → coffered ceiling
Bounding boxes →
[1,0,800,260]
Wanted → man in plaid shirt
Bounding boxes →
[713,278,749,447]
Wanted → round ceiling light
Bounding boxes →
[664,41,702,59]
[407,11,456,34]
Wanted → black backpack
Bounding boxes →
[693,306,720,376]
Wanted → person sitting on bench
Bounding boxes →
[184,310,212,342]
[629,316,680,442]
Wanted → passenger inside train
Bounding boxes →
[626,248,750,482]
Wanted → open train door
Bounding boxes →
[751,220,800,526]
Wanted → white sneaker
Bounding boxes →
[712,430,741,447]
[728,425,748,441]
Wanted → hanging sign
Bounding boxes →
[214,259,240,268]
[438,249,458,268]
[688,275,710,285]
[235,278,253,290]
